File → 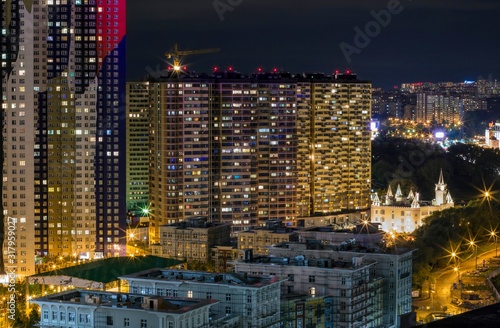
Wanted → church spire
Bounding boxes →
[434,168,448,205]
[438,168,445,185]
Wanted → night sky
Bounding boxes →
[127,0,500,89]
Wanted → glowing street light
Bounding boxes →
[469,240,478,270]
[491,231,498,258]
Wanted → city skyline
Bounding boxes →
[127,0,500,89]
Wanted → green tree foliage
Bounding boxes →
[372,137,500,201]
[410,200,500,289]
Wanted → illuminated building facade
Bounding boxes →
[235,242,413,328]
[147,72,371,240]
[371,170,454,232]
[416,93,463,124]
[148,74,298,240]
[237,220,298,255]
[1,0,127,276]
[32,290,216,328]
[151,217,231,263]
[121,269,283,328]
[126,82,149,212]
[296,74,372,216]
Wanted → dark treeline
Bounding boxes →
[372,138,500,202]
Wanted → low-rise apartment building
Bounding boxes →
[31,289,216,328]
[120,269,283,328]
[234,242,414,328]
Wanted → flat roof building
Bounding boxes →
[234,242,415,328]
[237,220,298,255]
[120,269,283,328]
[31,289,217,328]
[151,217,231,263]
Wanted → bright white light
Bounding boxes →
[435,132,445,139]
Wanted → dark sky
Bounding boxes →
[127,0,500,89]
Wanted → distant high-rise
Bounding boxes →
[416,93,463,125]
[1,0,127,276]
[147,71,371,240]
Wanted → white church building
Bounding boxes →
[370,170,454,233]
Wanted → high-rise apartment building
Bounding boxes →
[416,93,463,125]
[296,74,372,215]
[148,73,299,241]
[126,82,149,212]
[147,72,371,240]
[1,0,126,276]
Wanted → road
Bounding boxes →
[413,247,498,322]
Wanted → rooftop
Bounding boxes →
[161,217,229,229]
[268,241,415,256]
[120,269,282,288]
[32,290,217,314]
[238,253,376,271]
[152,71,371,84]
[32,256,183,284]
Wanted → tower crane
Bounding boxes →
[166,43,220,72]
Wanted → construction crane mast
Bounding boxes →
[166,43,220,72]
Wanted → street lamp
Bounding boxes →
[453,267,460,282]
[491,231,498,258]
[469,241,478,270]
[451,251,460,268]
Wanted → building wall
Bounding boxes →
[148,78,299,238]
[296,211,368,228]
[34,294,212,328]
[371,204,453,232]
[296,79,372,216]
[237,230,297,255]
[234,243,414,328]
[1,0,37,277]
[234,260,384,327]
[281,296,336,328]
[153,223,231,263]
[147,75,371,240]
[2,0,127,275]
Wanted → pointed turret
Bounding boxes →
[387,185,393,198]
[446,191,454,204]
[395,184,403,202]
[372,193,381,206]
[385,185,393,205]
[407,189,415,200]
[412,192,420,208]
